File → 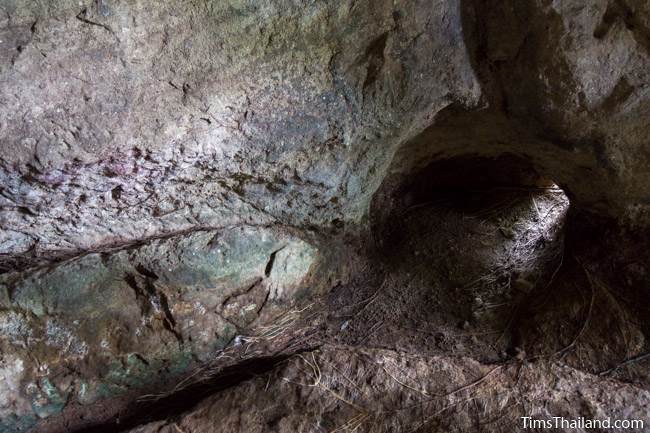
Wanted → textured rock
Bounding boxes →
[0,0,481,264]
[1,0,647,267]
[127,346,650,433]
[0,0,649,432]
[375,0,650,219]
[0,226,316,431]
[480,0,650,215]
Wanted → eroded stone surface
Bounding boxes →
[0,226,316,431]
[0,0,481,263]
[0,0,649,432]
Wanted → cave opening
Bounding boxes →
[341,152,649,381]
[361,153,572,360]
[375,153,571,279]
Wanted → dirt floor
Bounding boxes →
[332,186,570,364]
[108,186,650,433]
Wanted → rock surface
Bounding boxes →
[0,0,649,432]
[0,226,316,431]
[0,0,482,263]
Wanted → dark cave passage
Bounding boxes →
[340,152,650,379]
[325,154,573,361]
[372,153,571,291]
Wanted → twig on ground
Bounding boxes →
[440,365,504,398]
[380,364,430,398]
[172,423,187,433]
[406,397,477,433]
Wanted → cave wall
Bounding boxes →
[0,0,482,263]
[2,0,648,261]
[0,0,649,431]
[380,0,650,219]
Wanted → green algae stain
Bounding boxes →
[29,377,68,419]
[1,227,319,426]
